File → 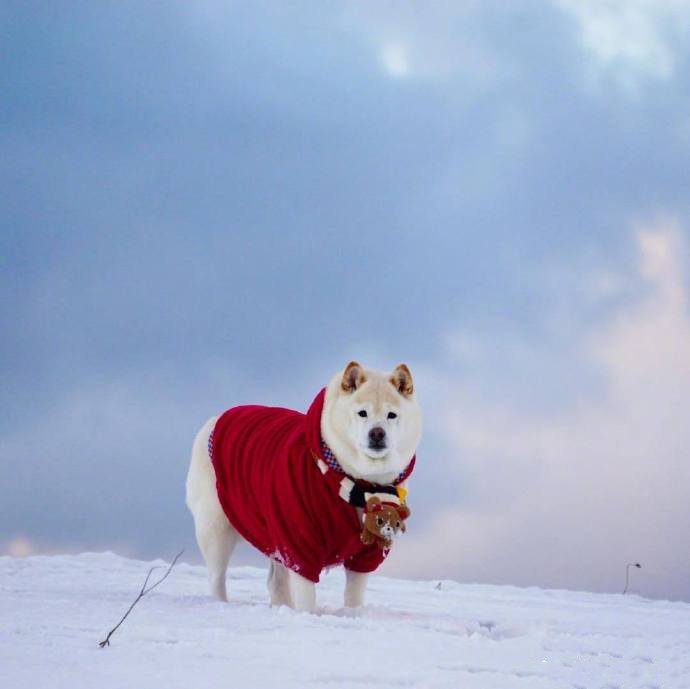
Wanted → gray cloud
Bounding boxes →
[2,1,690,599]
[387,222,690,601]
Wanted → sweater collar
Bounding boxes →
[319,439,415,487]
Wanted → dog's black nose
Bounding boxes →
[368,426,386,448]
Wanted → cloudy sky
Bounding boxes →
[2,1,690,601]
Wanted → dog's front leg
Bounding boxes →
[287,570,316,612]
[344,569,368,608]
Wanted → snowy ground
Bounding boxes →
[1,553,688,689]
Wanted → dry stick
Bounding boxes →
[99,549,184,648]
[622,562,642,595]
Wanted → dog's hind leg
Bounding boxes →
[196,514,240,601]
[267,560,291,607]
[186,417,241,602]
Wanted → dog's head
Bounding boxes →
[321,361,422,484]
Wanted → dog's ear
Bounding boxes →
[341,361,366,393]
[390,363,414,398]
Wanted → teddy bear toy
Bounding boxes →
[360,496,411,550]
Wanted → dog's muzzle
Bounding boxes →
[368,426,387,450]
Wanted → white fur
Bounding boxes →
[321,366,422,485]
[185,364,422,613]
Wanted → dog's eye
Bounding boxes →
[376,517,383,526]
[396,521,400,528]
[387,412,397,420]
[358,410,367,418]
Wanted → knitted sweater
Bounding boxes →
[210,389,406,583]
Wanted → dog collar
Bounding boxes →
[313,440,414,509]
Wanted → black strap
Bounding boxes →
[349,483,399,509]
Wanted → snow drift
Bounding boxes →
[1,553,688,688]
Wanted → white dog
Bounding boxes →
[186,361,422,612]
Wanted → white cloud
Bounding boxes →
[557,0,690,88]
[380,43,410,78]
[386,218,690,601]
[340,1,502,84]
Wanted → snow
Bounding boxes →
[1,553,688,689]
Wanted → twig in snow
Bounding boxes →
[622,562,642,594]
[99,549,184,648]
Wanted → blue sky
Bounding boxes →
[2,1,690,601]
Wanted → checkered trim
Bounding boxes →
[320,440,341,472]
[320,440,409,485]
[207,428,214,460]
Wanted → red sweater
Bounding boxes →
[210,389,386,583]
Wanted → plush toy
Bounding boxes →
[361,496,411,550]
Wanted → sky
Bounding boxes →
[2,1,690,601]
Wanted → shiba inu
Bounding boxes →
[185,361,422,612]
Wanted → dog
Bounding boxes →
[185,361,422,612]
